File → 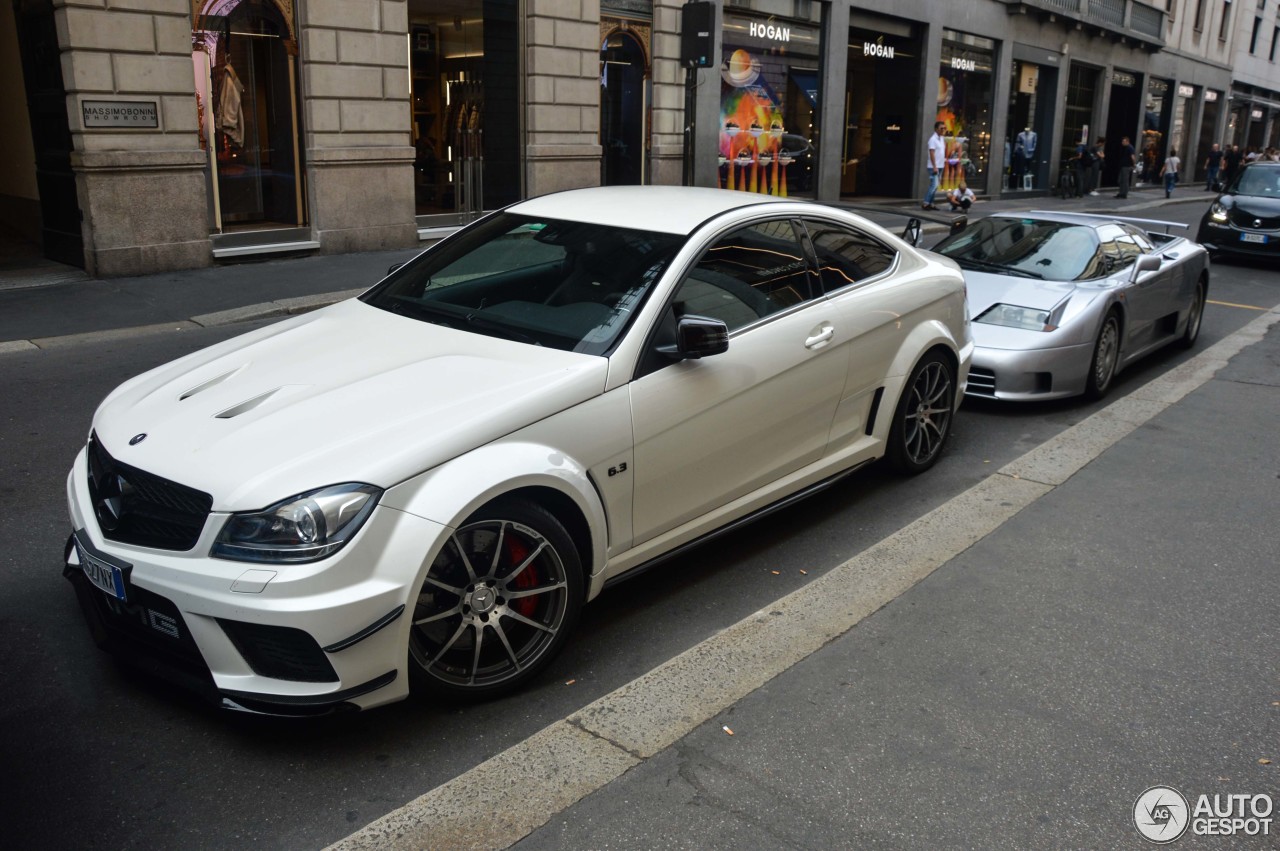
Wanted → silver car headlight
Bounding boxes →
[975,303,1058,332]
[212,483,382,563]
[1209,201,1228,223]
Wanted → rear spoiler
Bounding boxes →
[834,204,968,248]
[1027,211,1188,235]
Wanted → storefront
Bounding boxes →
[1059,63,1100,169]
[407,1,519,226]
[191,0,305,235]
[1194,89,1223,183]
[839,12,922,198]
[600,13,652,186]
[936,31,994,194]
[1004,47,1059,194]
[717,2,824,196]
[1171,83,1197,169]
[1141,76,1173,182]
[1103,70,1141,186]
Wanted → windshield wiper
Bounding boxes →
[954,257,1043,279]
[459,312,540,346]
[386,295,540,345]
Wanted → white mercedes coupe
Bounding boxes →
[64,187,972,715]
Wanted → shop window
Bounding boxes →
[937,30,995,195]
[841,17,922,198]
[718,3,823,197]
[192,0,304,232]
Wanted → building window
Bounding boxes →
[1194,0,1208,30]
[1272,26,1280,59]
[1252,16,1263,51]
[1220,0,1234,40]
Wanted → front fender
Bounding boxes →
[381,441,610,583]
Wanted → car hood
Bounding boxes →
[1223,194,1280,216]
[963,269,1079,314]
[91,300,609,511]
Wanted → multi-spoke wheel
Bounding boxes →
[887,351,956,474]
[408,499,582,700]
[1085,311,1121,400]
[1177,279,1206,350]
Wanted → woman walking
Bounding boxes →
[1161,148,1181,199]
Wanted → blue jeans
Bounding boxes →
[924,169,939,206]
[1206,166,1219,190]
[1164,173,1177,196]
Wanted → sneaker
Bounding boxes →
[1089,191,1099,196]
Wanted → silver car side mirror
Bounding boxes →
[1130,254,1161,282]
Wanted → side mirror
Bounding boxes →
[387,262,404,276]
[658,315,729,360]
[1130,253,1162,282]
[901,218,922,247]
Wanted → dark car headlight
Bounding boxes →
[212,483,382,563]
[1208,201,1229,223]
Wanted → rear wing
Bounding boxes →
[834,204,968,248]
[1027,211,1188,235]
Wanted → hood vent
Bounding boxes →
[215,388,283,419]
[180,366,246,401]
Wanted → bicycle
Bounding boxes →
[1058,166,1078,199]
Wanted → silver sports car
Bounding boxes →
[931,212,1209,401]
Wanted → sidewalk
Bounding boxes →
[0,183,1216,351]
[331,305,1280,851]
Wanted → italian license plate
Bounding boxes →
[74,535,130,601]
[1241,233,1268,244]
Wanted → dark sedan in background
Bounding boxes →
[1197,162,1280,260]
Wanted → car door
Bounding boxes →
[1102,224,1174,350]
[628,218,849,545]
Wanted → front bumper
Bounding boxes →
[1198,221,1280,259]
[64,446,446,715]
[965,339,1094,401]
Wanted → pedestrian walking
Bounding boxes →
[1161,148,1181,198]
[1204,142,1222,191]
[923,121,946,210]
[1116,136,1136,198]
[1089,137,1105,195]
[1223,144,1242,187]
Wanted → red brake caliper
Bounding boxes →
[504,533,539,618]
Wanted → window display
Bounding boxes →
[936,31,994,194]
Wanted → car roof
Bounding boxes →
[507,186,790,235]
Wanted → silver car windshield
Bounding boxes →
[934,218,1104,282]
[364,213,685,355]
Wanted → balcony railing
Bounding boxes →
[999,0,1166,49]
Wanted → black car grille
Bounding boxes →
[87,435,213,551]
[1229,208,1280,230]
[967,367,997,396]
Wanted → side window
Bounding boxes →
[802,219,897,292]
[1097,224,1142,271]
[1121,224,1155,253]
[673,220,816,333]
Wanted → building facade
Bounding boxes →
[0,0,1249,277]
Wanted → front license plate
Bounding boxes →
[1241,233,1268,244]
[74,536,130,601]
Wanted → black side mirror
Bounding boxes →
[949,215,968,236]
[658,315,729,360]
[387,262,404,276]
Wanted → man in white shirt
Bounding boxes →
[924,121,946,210]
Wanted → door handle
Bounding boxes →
[804,326,835,349]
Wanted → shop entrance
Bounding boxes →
[11,0,83,267]
[1194,92,1222,183]
[1141,77,1173,183]
[841,22,922,198]
[407,0,519,225]
[1104,71,1141,186]
[1006,59,1056,193]
[600,22,650,186]
[193,0,304,233]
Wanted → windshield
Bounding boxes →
[363,213,685,355]
[933,217,1103,282]
[1229,167,1280,198]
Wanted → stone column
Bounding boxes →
[57,0,211,276]
[300,0,416,253]
[649,0,686,186]
[525,0,602,196]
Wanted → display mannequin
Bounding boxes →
[1017,127,1037,159]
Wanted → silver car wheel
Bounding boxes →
[1178,282,1205,349]
[1087,314,1120,399]
[410,513,575,693]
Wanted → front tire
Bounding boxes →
[1085,311,1121,400]
[408,498,583,701]
[887,351,956,474]
[1177,279,1206,350]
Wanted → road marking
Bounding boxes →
[1208,299,1269,311]
[332,304,1280,851]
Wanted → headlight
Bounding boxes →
[1209,202,1228,223]
[975,303,1058,332]
[212,483,382,563]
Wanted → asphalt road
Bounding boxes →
[0,203,1274,849]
